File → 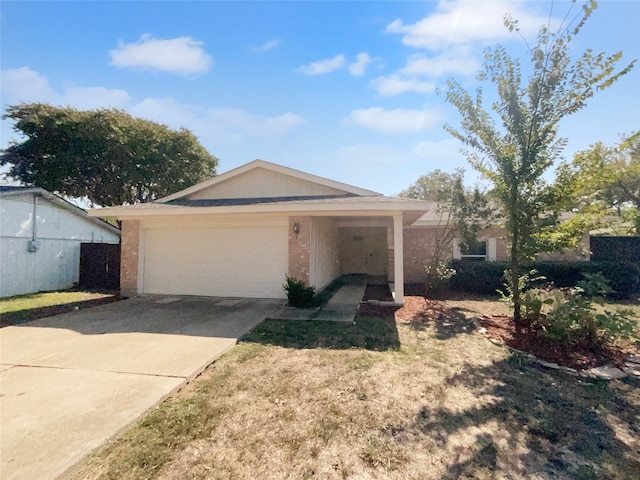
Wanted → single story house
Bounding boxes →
[89,160,587,304]
[0,186,121,298]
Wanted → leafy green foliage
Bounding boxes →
[448,260,507,294]
[499,270,552,329]
[424,260,457,292]
[541,274,637,346]
[443,1,636,325]
[1,103,218,206]
[555,131,640,234]
[448,260,640,299]
[399,169,491,292]
[283,275,316,308]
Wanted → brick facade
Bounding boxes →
[288,216,311,285]
[403,227,443,283]
[120,220,140,297]
[403,225,512,282]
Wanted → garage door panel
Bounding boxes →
[142,224,288,298]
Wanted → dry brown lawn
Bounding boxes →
[74,296,640,480]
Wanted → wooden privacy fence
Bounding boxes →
[79,243,121,289]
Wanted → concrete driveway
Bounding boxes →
[0,296,280,480]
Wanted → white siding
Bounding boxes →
[1,194,119,242]
[309,217,340,290]
[140,216,288,298]
[0,194,120,298]
[188,167,346,200]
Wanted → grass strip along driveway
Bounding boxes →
[0,290,119,327]
[74,299,639,480]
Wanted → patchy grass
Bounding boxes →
[0,290,119,326]
[249,317,400,351]
[73,296,640,480]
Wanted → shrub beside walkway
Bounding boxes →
[270,283,366,323]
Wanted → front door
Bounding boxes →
[339,227,387,276]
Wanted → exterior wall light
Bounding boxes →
[293,222,300,235]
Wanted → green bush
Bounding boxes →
[448,261,507,294]
[282,275,316,308]
[540,274,637,346]
[499,270,553,329]
[448,260,639,299]
[531,262,638,298]
[425,259,456,293]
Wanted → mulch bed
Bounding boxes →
[359,284,637,370]
[0,294,121,328]
[479,315,635,370]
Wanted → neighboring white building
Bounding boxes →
[0,186,121,298]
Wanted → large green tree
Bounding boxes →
[444,1,635,327]
[556,131,640,234]
[399,169,490,291]
[1,103,218,206]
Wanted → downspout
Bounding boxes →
[27,192,40,253]
[32,193,38,242]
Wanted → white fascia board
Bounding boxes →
[156,159,381,203]
[89,201,429,220]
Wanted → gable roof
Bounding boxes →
[0,186,121,236]
[88,160,434,224]
[88,195,434,225]
[157,159,381,203]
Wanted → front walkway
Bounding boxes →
[270,282,367,323]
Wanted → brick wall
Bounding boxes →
[403,225,510,282]
[288,216,311,285]
[120,220,140,297]
[403,227,442,283]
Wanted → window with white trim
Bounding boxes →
[453,238,497,261]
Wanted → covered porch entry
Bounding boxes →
[288,214,407,304]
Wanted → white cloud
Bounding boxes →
[370,75,436,97]
[386,0,554,50]
[342,107,441,134]
[0,67,130,108]
[297,54,346,75]
[131,98,306,145]
[207,109,306,139]
[109,33,212,75]
[371,48,479,96]
[348,52,371,76]
[1,67,58,104]
[399,49,480,77]
[0,68,305,150]
[252,39,282,53]
[63,87,131,110]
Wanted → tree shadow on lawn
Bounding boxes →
[241,294,482,351]
[239,315,401,351]
[402,355,640,478]
[383,296,479,341]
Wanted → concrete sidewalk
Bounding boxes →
[270,283,366,323]
[314,284,366,322]
[0,296,280,480]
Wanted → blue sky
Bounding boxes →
[1,0,638,196]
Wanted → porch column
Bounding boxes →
[120,220,140,298]
[393,214,404,304]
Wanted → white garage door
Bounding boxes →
[141,222,288,298]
